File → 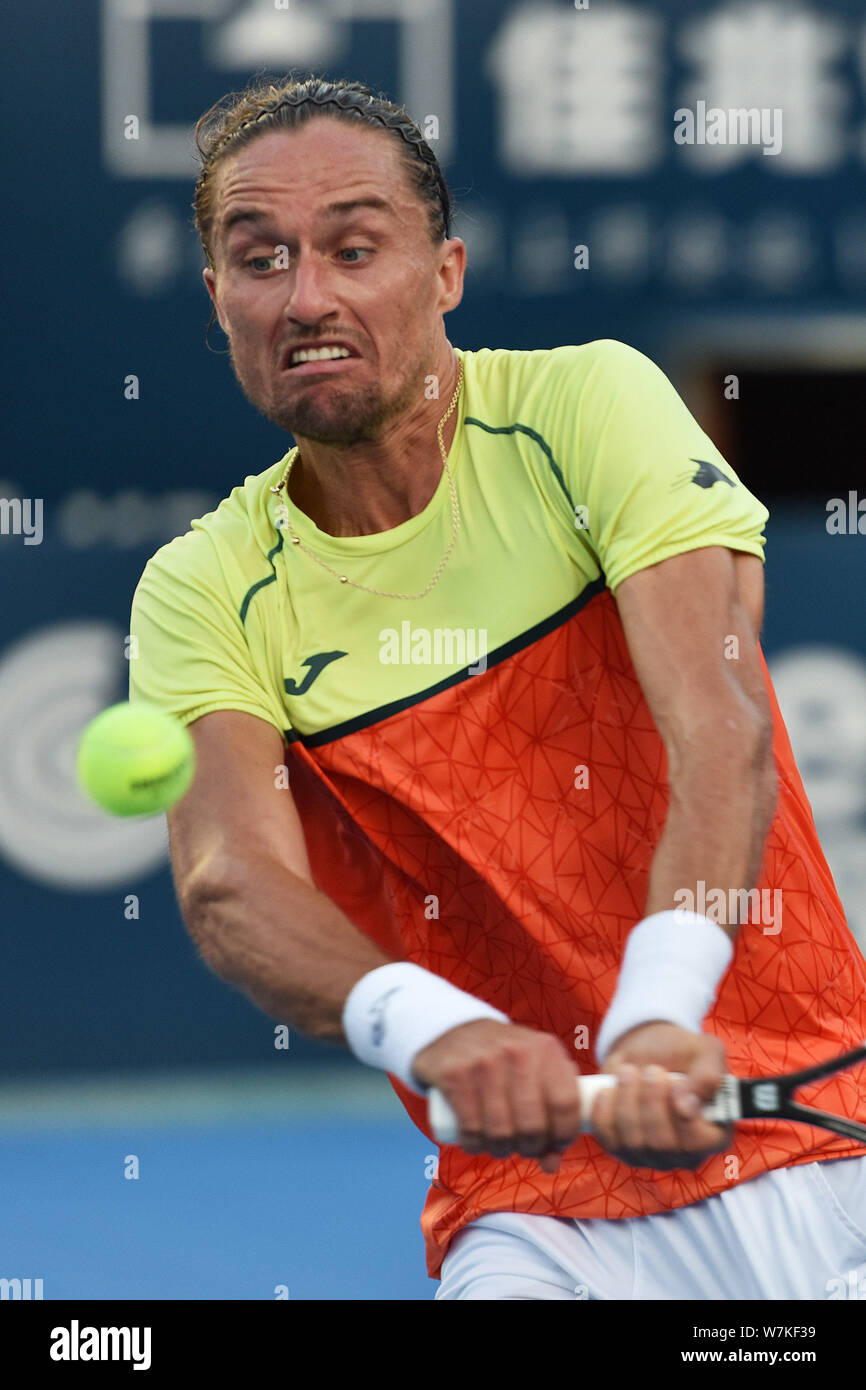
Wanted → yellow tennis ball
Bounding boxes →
[76,701,196,817]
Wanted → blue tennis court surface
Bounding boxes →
[0,1066,436,1300]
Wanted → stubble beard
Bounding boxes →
[228,341,430,446]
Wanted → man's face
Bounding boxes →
[203,120,464,445]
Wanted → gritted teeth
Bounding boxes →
[289,345,353,366]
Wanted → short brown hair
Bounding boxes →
[193,74,454,269]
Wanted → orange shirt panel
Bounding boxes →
[286,591,866,1279]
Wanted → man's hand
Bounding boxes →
[413,1019,583,1174]
[591,1021,732,1170]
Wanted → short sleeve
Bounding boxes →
[129,537,289,738]
[554,340,769,594]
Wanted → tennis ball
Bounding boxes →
[76,701,196,817]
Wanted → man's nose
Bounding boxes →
[282,253,336,324]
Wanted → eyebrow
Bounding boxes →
[320,196,394,220]
[220,196,395,240]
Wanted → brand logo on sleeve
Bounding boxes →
[284,650,348,695]
[687,459,737,490]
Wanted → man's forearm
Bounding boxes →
[180,852,394,1042]
[595,734,777,1061]
[643,732,779,936]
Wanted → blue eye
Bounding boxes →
[339,247,371,263]
[247,256,274,273]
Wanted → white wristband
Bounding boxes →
[342,962,511,1096]
[595,909,734,1064]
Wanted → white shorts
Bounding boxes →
[435,1156,866,1300]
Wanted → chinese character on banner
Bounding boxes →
[102,0,456,178]
[487,2,663,175]
[677,0,849,172]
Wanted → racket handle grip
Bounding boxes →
[427,1071,688,1146]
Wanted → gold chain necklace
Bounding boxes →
[269,357,463,600]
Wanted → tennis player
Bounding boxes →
[129,76,866,1299]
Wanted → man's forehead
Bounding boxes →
[214,123,410,221]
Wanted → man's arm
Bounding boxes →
[171,710,582,1169]
[168,710,394,1038]
[614,545,778,938]
[590,545,779,1167]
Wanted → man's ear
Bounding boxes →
[438,237,466,315]
[202,266,229,334]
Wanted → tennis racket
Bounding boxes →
[427,1041,866,1146]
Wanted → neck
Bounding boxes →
[286,344,461,537]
